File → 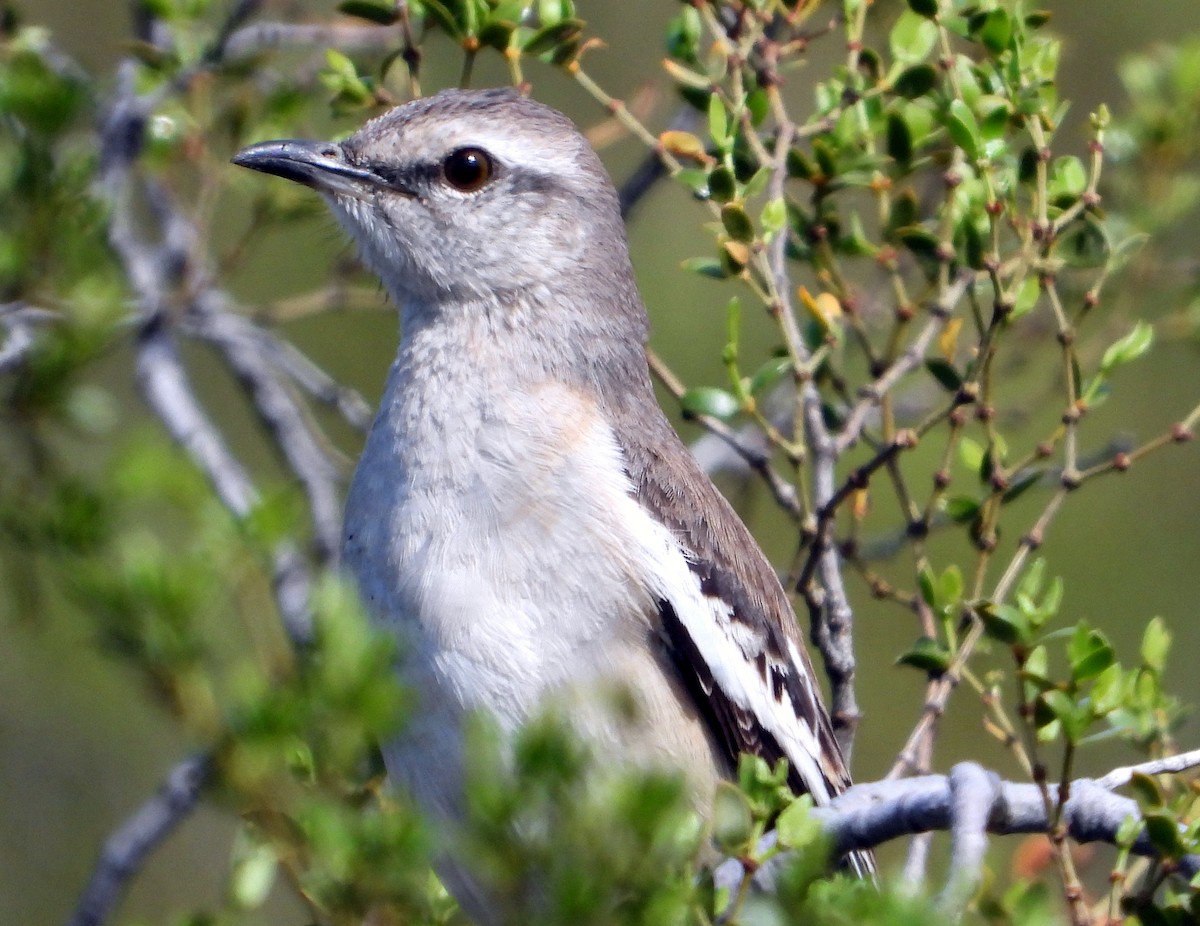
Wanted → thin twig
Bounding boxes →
[647,347,802,519]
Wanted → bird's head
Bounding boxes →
[233,88,631,309]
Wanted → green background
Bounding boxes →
[4,1,1200,922]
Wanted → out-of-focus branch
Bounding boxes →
[185,296,344,560]
[618,105,702,219]
[66,754,210,926]
[0,303,58,374]
[222,21,406,61]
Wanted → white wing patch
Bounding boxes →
[602,457,836,806]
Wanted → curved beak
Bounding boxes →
[232,139,407,199]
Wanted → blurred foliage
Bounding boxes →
[4,1,1200,925]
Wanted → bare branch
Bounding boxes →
[186,298,344,560]
[833,273,974,456]
[1096,748,1200,790]
[715,760,1200,913]
[67,754,210,926]
[243,325,373,432]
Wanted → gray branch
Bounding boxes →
[185,298,345,560]
[67,754,210,926]
[715,760,1200,917]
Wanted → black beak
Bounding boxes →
[232,139,399,197]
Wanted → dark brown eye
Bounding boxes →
[442,147,494,192]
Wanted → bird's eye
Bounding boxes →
[442,147,494,193]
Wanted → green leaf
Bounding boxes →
[1040,689,1090,742]
[926,358,962,391]
[940,565,963,605]
[890,12,938,63]
[761,197,787,237]
[917,563,937,608]
[1068,624,1115,683]
[666,6,702,60]
[748,357,792,396]
[478,19,517,50]
[711,781,754,853]
[1017,558,1047,601]
[977,95,1013,140]
[1063,214,1110,268]
[420,0,465,38]
[945,496,980,524]
[1001,468,1043,505]
[1009,276,1041,321]
[1091,663,1125,716]
[229,828,279,910]
[721,203,755,242]
[887,189,919,236]
[976,9,1012,55]
[1099,320,1155,375]
[947,98,981,160]
[680,387,740,420]
[673,168,710,194]
[708,93,729,148]
[707,166,736,203]
[537,0,572,25]
[1141,617,1171,672]
[958,436,984,475]
[812,138,837,178]
[1048,155,1087,201]
[979,602,1027,645]
[1022,645,1053,690]
[906,0,939,19]
[521,18,584,55]
[681,257,728,279]
[786,147,816,179]
[1128,771,1164,808]
[886,111,913,166]
[338,0,401,24]
[894,64,938,99]
[1144,811,1186,859]
[742,166,772,200]
[746,88,769,126]
[895,225,940,259]
[896,637,952,674]
[776,795,822,850]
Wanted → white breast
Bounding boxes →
[342,341,702,816]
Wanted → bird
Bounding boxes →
[233,86,871,918]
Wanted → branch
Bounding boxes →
[66,754,210,926]
[618,105,702,219]
[0,303,58,374]
[647,347,803,519]
[185,297,345,560]
[222,21,406,61]
[833,273,974,455]
[97,55,320,640]
[714,759,1200,913]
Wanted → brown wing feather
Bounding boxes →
[614,400,851,797]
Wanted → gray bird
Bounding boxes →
[234,87,871,918]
